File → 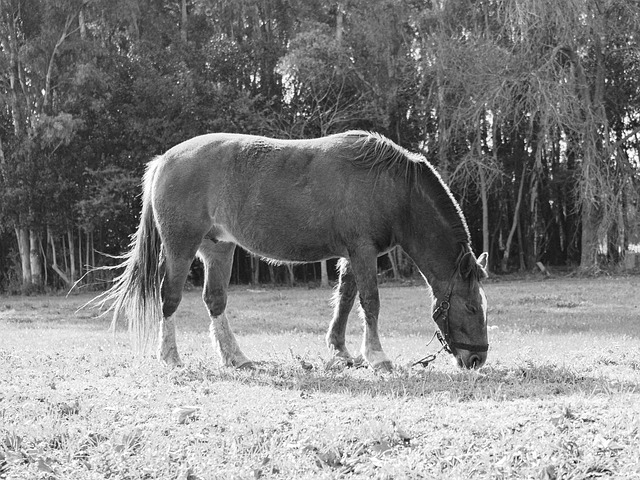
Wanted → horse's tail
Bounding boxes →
[103,157,164,355]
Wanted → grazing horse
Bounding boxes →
[101,131,489,371]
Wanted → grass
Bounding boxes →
[0,276,639,479]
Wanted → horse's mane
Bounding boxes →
[343,130,471,245]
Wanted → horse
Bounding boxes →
[99,130,489,371]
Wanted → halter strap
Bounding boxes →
[431,257,489,355]
[414,252,489,367]
[432,291,488,353]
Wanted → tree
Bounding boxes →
[417,0,640,272]
[1,0,639,292]
[0,0,89,289]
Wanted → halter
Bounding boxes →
[414,256,489,367]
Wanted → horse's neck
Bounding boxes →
[401,214,462,298]
[396,173,467,296]
[411,243,460,296]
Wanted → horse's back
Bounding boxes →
[150,132,407,262]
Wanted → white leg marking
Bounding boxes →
[158,315,183,368]
[362,343,392,371]
[209,313,252,368]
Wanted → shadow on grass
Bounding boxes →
[169,357,640,402]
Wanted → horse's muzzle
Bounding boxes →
[456,350,487,370]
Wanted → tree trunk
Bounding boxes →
[85,229,91,283]
[78,7,86,40]
[62,232,69,274]
[580,206,599,269]
[5,18,31,289]
[91,231,96,274]
[29,230,43,286]
[15,227,32,285]
[48,228,71,287]
[474,118,490,257]
[286,264,295,285]
[67,228,76,284]
[336,3,343,45]
[528,170,540,267]
[320,260,329,287]
[501,166,526,272]
[78,227,83,280]
[268,264,276,284]
[43,14,74,111]
[180,0,188,42]
[0,136,5,172]
[251,256,260,285]
[516,216,526,271]
[566,44,608,271]
[479,167,489,254]
[388,248,400,280]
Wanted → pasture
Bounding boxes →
[1,276,639,479]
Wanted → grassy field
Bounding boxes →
[1,276,639,479]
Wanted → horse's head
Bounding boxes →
[433,250,489,370]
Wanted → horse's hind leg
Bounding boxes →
[158,251,196,367]
[326,258,358,363]
[199,240,252,369]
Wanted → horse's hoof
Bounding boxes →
[336,354,355,367]
[236,360,254,370]
[372,360,393,372]
[165,361,184,369]
[325,357,347,370]
[161,354,183,368]
[352,355,367,368]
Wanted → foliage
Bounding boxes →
[1,0,640,291]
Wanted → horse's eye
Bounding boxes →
[466,304,478,314]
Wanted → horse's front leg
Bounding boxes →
[350,248,393,372]
[326,258,358,364]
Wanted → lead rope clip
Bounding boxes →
[413,331,446,368]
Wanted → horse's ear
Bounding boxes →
[459,251,475,278]
[460,251,489,279]
[478,252,488,269]
[477,252,489,279]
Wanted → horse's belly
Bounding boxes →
[213,222,346,263]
